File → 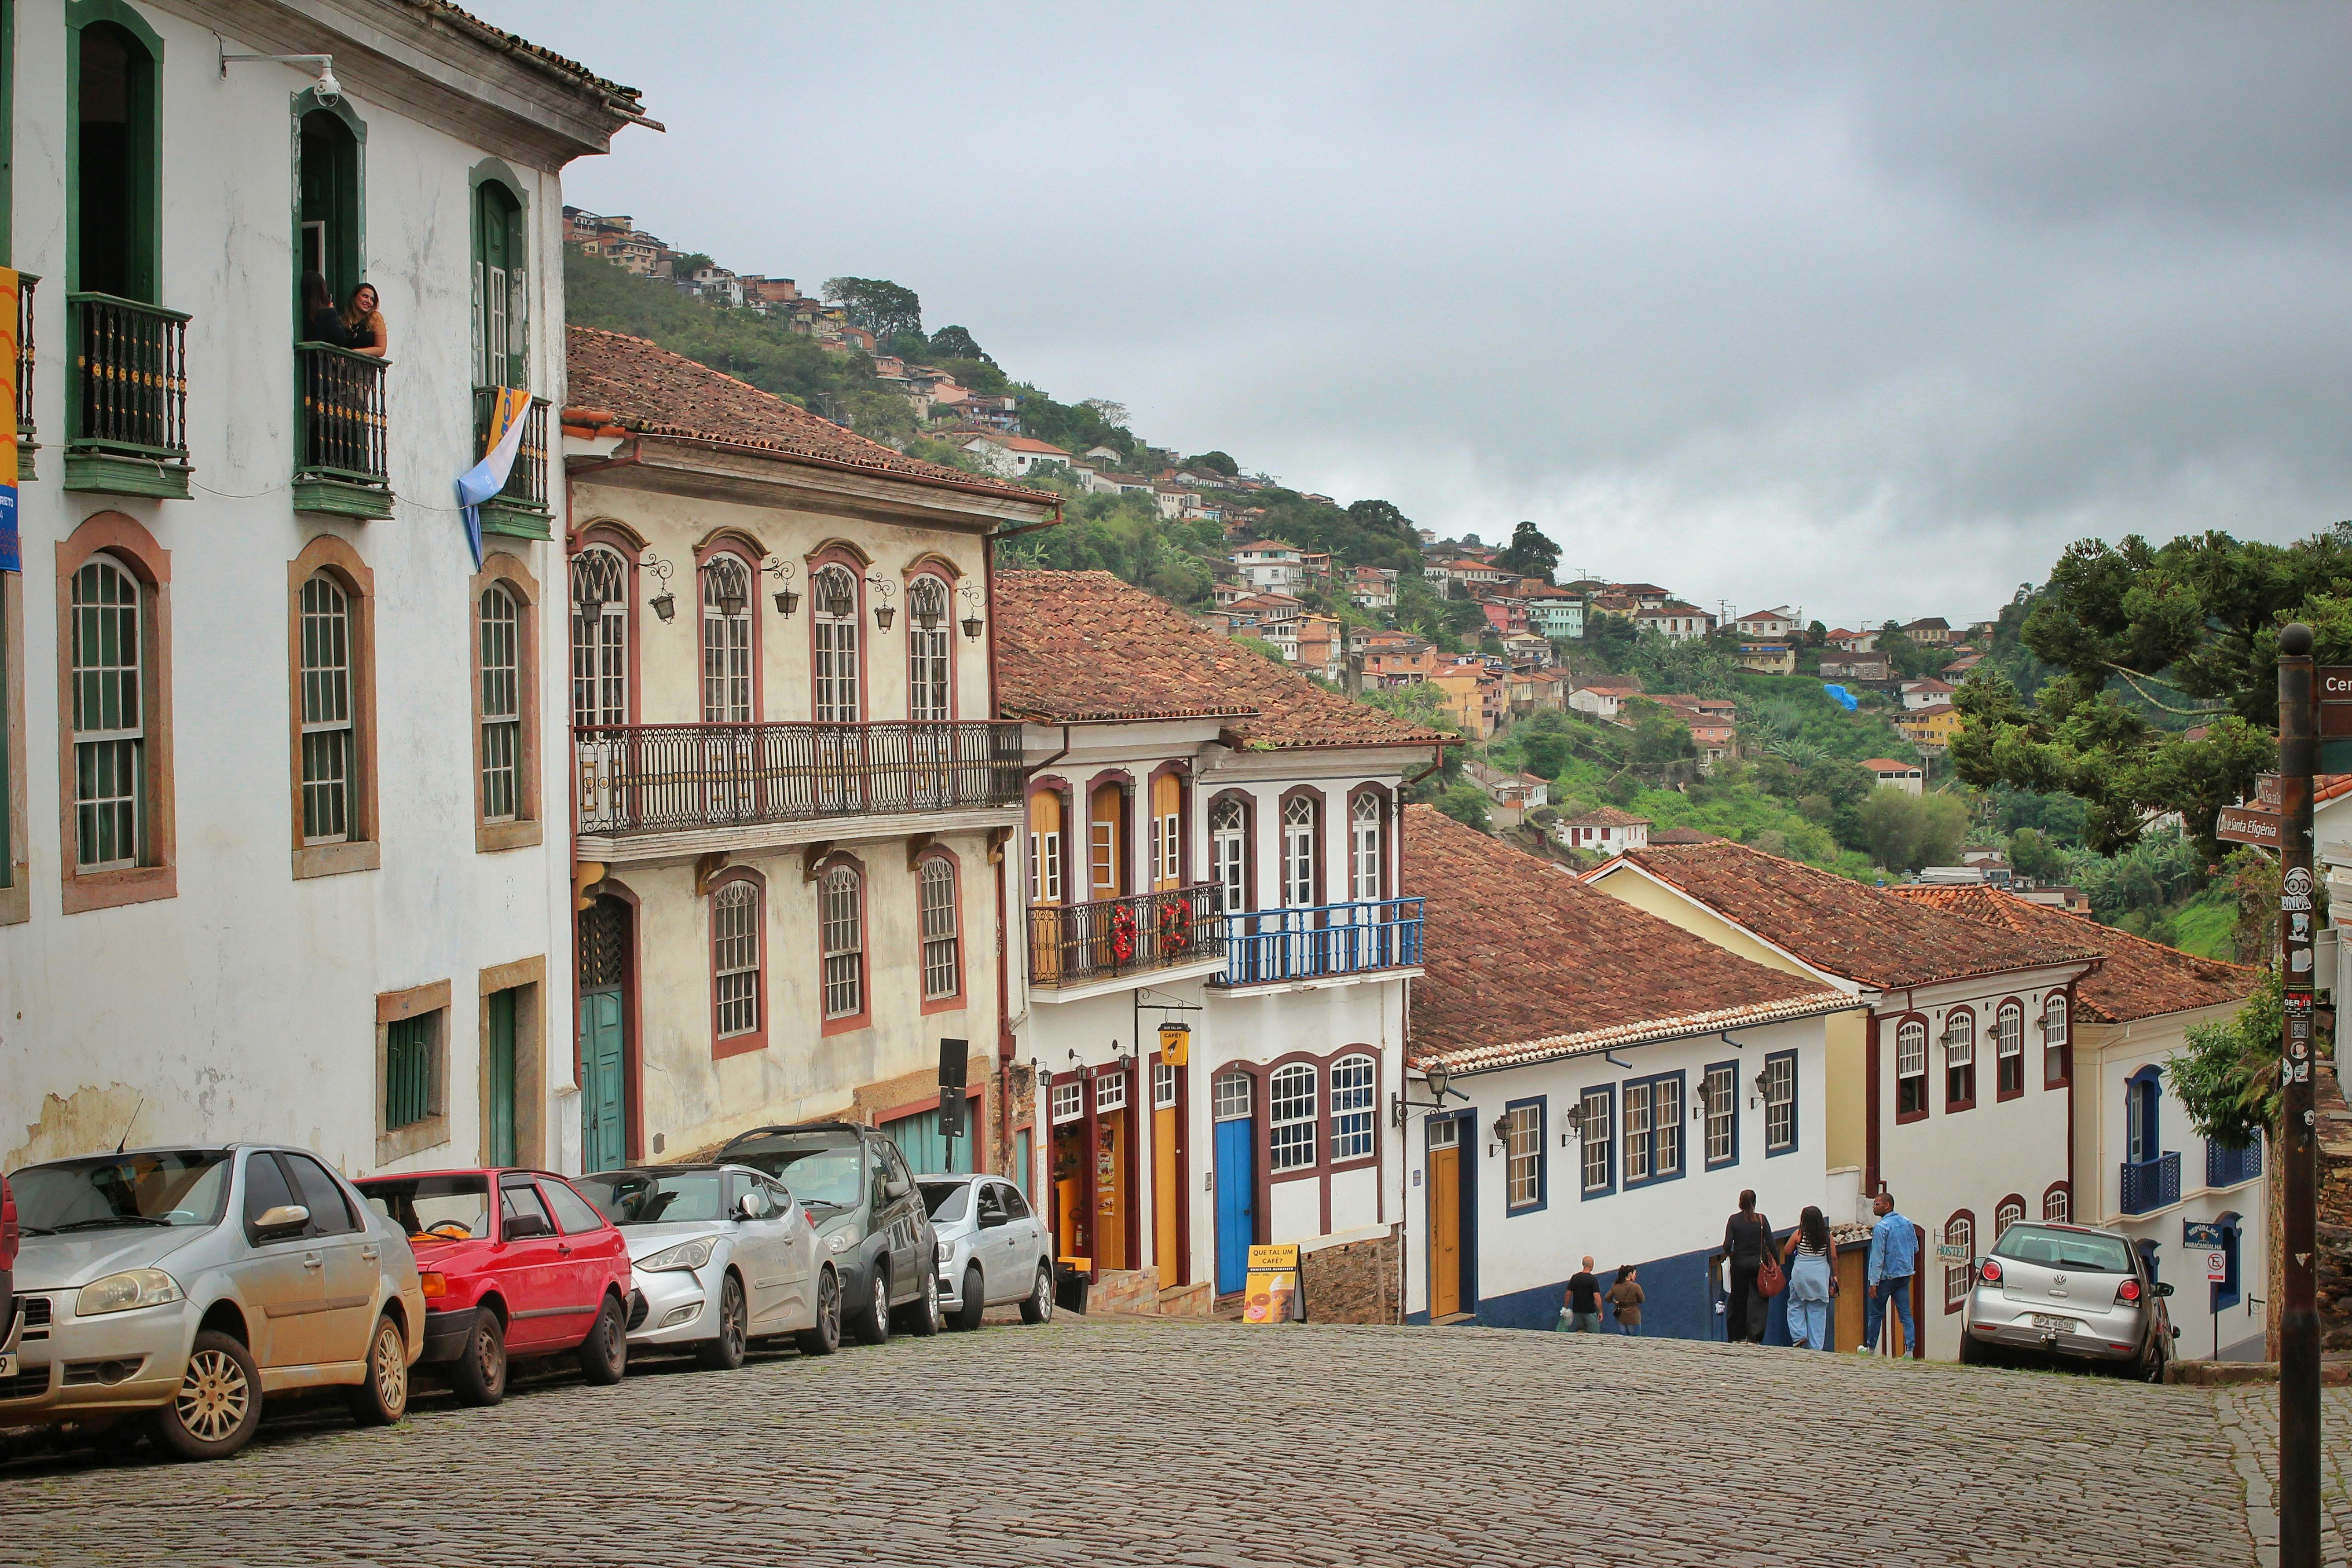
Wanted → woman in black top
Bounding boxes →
[1722,1189,1773,1344]
[301,272,351,347]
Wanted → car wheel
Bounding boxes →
[854,1264,893,1347]
[696,1274,749,1371]
[2138,1336,2167,1384]
[1019,1262,1054,1325]
[577,1293,628,1386]
[796,1268,842,1357]
[900,1268,942,1337]
[450,1307,508,1406]
[955,1265,988,1332]
[345,1311,411,1427]
[149,1331,263,1462]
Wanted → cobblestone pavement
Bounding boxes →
[2217,1385,2352,1568]
[0,1315,2270,1566]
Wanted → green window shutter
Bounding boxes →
[386,1014,433,1131]
[507,263,528,390]
[487,988,517,1165]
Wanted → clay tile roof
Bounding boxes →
[1883,886,2260,1024]
[420,3,644,104]
[566,327,1047,501]
[1650,828,1720,845]
[1861,759,1920,772]
[995,572,1452,750]
[1611,838,2102,990]
[1404,808,1850,1073]
[1559,806,1648,828]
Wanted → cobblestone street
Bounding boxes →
[0,1316,2277,1566]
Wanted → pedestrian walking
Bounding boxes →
[1860,1190,1918,1356]
[1721,1190,1773,1343]
[1606,1265,1644,1336]
[1781,1205,1836,1350]
[1561,1256,1604,1333]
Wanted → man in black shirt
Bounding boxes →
[1563,1256,1604,1332]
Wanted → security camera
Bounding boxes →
[315,64,340,105]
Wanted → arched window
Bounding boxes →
[298,107,363,315]
[569,547,629,729]
[2043,994,2070,1087]
[907,576,951,723]
[298,573,355,845]
[472,554,540,848]
[812,565,861,723]
[1330,1054,1376,1162]
[700,555,753,724]
[820,864,864,1021]
[1349,792,1383,902]
[1895,1019,1928,1118]
[71,555,144,868]
[1944,1212,1975,1310]
[1210,797,1249,913]
[1994,1195,2025,1238]
[1270,1063,1318,1171]
[473,175,526,389]
[2043,1182,2071,1224]
[2127,1068,2161,1165]
[74,17,162,303]
[711,880,760,1040]
[1994,1001,2025,1098]
[479,584,520,823]
[919,856,960,1002]
[1942,1011,1975,1110]
[1281,794,1319,907]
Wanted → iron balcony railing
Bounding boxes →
[472,386,549,511]
[1028,885,1221,989]
[575,720,1024,835]
[297,342,390,487]
[69,292,190,462]
[2120,1152,2181,1215]
[1217,897,1425,987]
[17,271,38,447]
[2206,1139,2263,1190]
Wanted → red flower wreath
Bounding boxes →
[1157,898,1191,954]
[1110,904,1139,962]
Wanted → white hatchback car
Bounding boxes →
[919,1175,1054,1332]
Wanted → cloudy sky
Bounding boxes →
[486,1,2352,626]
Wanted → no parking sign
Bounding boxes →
[2184,1220,2230,1282]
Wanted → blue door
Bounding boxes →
[1214,1072,1257,1294]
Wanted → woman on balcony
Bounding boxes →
[302,272,352,347]
[343,282,389,358]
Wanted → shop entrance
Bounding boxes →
[1427,1116,1465,1317]
[1092,1070,1131,1271]
[1153,1061,1185,1288]
[1213,1070,1256,1294]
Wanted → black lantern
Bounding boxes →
[813,567,856,620]
[764,557,800,617]
[640,548,677,624]
[910,578,947,632]
[868,574,897,632]
[960,580,986,640]
[651,589,676,623]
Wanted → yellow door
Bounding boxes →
[1154,1102,1181,1289]
[1430,1146,1462,1317]
[1096,1107,1127,1270]
[1029,790,1064,982]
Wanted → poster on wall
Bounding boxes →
[1242,1244,1305,1324]
[0,267,18,573]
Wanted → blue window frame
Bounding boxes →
[1502,1096,1546,1213]
[1763,1049,1798,1156]
[1702,1059,1738,1169]
[1578,1084,1615,1198]
[1622,1070,1687,1189]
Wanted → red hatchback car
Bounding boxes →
[354,1168,632,1405]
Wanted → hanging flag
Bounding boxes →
[455,386,531,569]
[0,267,19,573]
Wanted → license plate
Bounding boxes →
[2031,1314,2081,1334]
[0,1352,15,1378]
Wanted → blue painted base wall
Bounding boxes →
[1417,1237,1803,1346]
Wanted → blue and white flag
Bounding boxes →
[456,387,532,569]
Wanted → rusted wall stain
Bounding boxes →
[8,1083,152,1171]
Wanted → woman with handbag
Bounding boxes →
[1721,1190,1774,1343]
[1781,1205,1838,1350]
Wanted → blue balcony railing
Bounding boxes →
[2120,1152,2181,1215]
[1216,898,1424,988]
[2207,1139,2263,1190]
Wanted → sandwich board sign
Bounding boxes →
[1242,1244,1304,1323]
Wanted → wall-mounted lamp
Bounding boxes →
[910,578,947,633]
[1389,1063,1459,1127]
[959,580,986,641]
[641,548,677,623]
[868,574,897,632]
[1491,1112,1512,1147]
[813,568,856,621]
[762,557,800,617]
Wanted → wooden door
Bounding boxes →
[486,988,518,1167]
[1028,790,1064,981]
[1090,783,1123,902]
[578,988,627,1173]
[1150,773,1182,892]
[1096,1106,1128,1271]
[1429,1145,1463,1317]
[1835,1247,1867,1352]
[1154,1097,1181,1289]
[1214,1111,1255,1294]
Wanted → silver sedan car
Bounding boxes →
[919,1174,1054,1332]
[1960,1219,2177,1379]
[0,1145,425,1460]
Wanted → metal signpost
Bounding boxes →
[2185,1220,2230,1361]
[2279,628,2320,1568]
[938,1038,969,1163]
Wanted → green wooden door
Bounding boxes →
[486,987,518,1166]
[473,182,525,389]
[579,987,626,1172]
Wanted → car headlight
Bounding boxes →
[637,1237,718,1273]
[76,1269,183,1317]
[827,1229,857,1254]
[936,1240,953,1264]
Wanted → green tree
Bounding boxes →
[1857,790,1968,872]
[1435,782,1491,832]
[2007,826,2067,882]
[2166,965,2282,1147]
[1522,728,1574,780]
[823,276,923,343]
[1493,521,1561,583]
[671,251,714,278]
[927,324,990,363]
[1187,451,1240,476]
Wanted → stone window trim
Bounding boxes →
[707,865,767,1060]
[472,551,543,852]
[916,844,965,1014]
[1993,998,2028,1102]
[285,534,379,880]
[1942,1006,1977,1114]
[376,978,452,1165]
[815,849,871,1037]
[477,956,546,1168]
[55,511,176,913]
[0,570,27,926]
[1891,1011,1931,1126]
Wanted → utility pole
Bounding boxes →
[2278,621,2319,1568]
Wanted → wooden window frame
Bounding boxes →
[1942,1008,1977,1113]
[708,866,767,1060]
[472,551,542,851]
[66,0,165,304]
[1085,770,1132,903]
[0,566,27,924]
[468,159,529,392]
[1942,1209,1975,1313]
[1207,789,1254,914]
[1026,778,1070,906]
[1702,1059,1738,1169]
[1267,1061,1319,1175]
[1146,760,1189,892]
[1894,1015,1930,1124]
[2042,993,2071,1088]
[285,534,378,879]
[917,845,964,1013]
[1994,1000,2026,1101]
[1346,784,1390,902]
[1763,1049,1798,1155]
[477,956,545,1168]
[806,544,869,724]
[376,978,452,1164]
[903,568,956,723]
[568,528,639,729]
[695,536,763,725]
[816,851,871,1036]
[1993,1192,2025,1241]
[1277,785,1325,908]
[1578,1085,1615,1198]
[1503,1097,1546,1213]
[1328,1050,1378,1167]
[2042,1181,2070,1223]
[55,511,173,911]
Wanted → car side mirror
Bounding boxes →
[2156,1282,2175,1298]
[505,1213,552,1241]
[885,1177,911,1201]
[738,1192,765,1220]
[254,1203,310,1233]
[980,1211,1009,1229]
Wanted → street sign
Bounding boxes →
[2261,774,2283,806]
[2200,1250,2230,1282]
[2185,1220,2227,1248]
[2319,668,2352,703]
[2217,805,2284,847]
[2320,703,2352,739]
[1934,1242,1971,1263]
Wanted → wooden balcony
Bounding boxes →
[1215,898,1425,989]
[294,342,391,519]
[1027,886,1222,991]
[67,291,190,499]
[15,271,37,478]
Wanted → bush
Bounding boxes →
[1857,790,1969,872]
[1434,783,1491,832]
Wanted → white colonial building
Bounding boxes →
[0,0,643,1176]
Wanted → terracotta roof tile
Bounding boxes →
[422,2,643,104]
[1884,885,2259,1023]
[1607,839,2101,990]
[1559,806,1649,828]
[1649,828,1720,845]
[995,572,1452,750]
[1404,808,1850,1073]
[566,327,1047,501]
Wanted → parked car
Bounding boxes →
[2,1171,18,1345]
[1960,1219,2178,1379]
[918,1173,1054,1332]
[572,1164,837,1367]
[353,1168,632,1405]
[0,1145,424,1460]
[719,1122,942,1343]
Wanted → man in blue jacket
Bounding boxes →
[1861,1189,1918,1355]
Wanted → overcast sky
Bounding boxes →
[485,1,2352,626]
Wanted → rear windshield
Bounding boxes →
[12,1151,233,1234]
[725,1140,864,1209]
[573,1170,725,1225]
[919,1181,971,1222]
[357,1174,491,1240]
[1992,1225,2134,1274]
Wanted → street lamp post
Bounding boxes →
[2278,621,2318,1568]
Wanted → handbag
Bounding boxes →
[1756,1223,1787,1298]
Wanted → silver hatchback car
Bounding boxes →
[919,1174,1054,1333]
[0,1145,425,1460]
[1960,1219,2176,1379]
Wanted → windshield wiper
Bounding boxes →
[17,1224,58,1236]
[49,1215,173,1232]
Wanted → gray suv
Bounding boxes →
[718,1122,940,1343]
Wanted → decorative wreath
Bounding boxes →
[1157,898,1191,954]
[1110,905,1139,962]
